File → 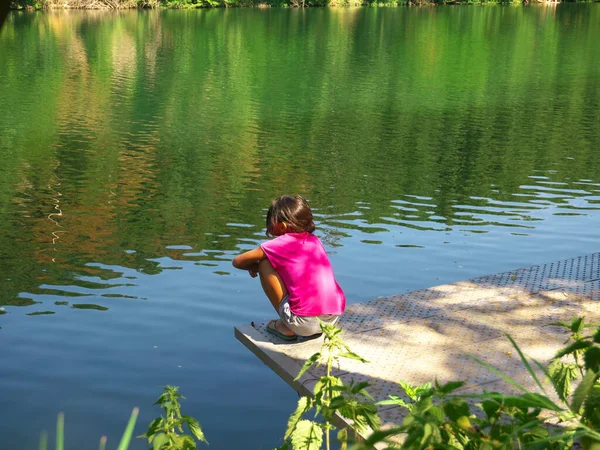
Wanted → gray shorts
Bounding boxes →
[279,295,340,337]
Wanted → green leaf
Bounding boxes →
[295,353,321,381]
[320,321,341,337]
[139,417,162,440]
[356,404,381,431]
[164,385,183,399]
[481,399,500,419]
[330,385,351,394]
[421,422,434,445]
[548,360,579,401]
[351,381,371,395]
[284,397,312,440]
[162,401,173,416]
[358,389,374,402]
[524,429,581,448]
[314,375,343,401]
[179,434,196,450]
[376,396,409,408]
[117,407,139,450]
[290,420,323,450]
[443,400,470,422]
[338,400,380,433]
[329,395,347,410]
[593,328,600,344]
[516,392,565,411]
[583,385,600,427]
[428,405,445,422]
[338,351,368,363]
[154,391,169,406]
[437,380,465,394]
[152,432,169,450]
[505,333,546,394]
[554,340,592,360]
[182,415,208,444]
[571,370,598,413]
[519,424,548,445]
[338,428,348,450]
[360,426,405,447]
[459,392,562,411]
[532,357,570,408]
[571,317,585,334]
[584,346,600,372]
[513,418,543,434]
[398,380,417,398]
[398,380,431,402]
[415,382,432,394]
[579,423,600,444]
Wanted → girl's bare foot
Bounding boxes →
[267,319,296,340]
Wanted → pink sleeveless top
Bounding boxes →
[261,232,345,316]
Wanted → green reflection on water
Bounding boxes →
[71,303,109,311]
[0,6,599,308]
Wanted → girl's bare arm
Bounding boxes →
[232,247,266,272]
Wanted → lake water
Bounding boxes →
[1,5,599,449]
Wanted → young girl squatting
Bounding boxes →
[232,195,346,341]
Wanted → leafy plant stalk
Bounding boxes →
[138,385,207,450]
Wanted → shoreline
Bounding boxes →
[9,0,599,10]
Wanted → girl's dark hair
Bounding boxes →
[266,195,316,237]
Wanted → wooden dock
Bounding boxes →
[234,253,600,434]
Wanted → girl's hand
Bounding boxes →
[249,270,258,278]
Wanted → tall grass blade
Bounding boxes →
[505,333,545,394]
[466,355,527,393]
[39,431,48,450]
[579,424,600,442]
[532,358,569,407]
[99,435,107,450]
[56,413,64,450]
[117,407,139,450]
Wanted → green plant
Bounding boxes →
[548,317,600,448]
[39,409,139,450]
[350,324,600,450]
[548,317,600,398]
[279,322,592,449]
[138,385,207,450]
[278,322,380,450]
[377,381,432,412]
[367,379,575,449]
[36,386,205,450]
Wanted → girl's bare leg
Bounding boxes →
[258,258,294,336]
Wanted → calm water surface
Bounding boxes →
[1,5,599,448]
